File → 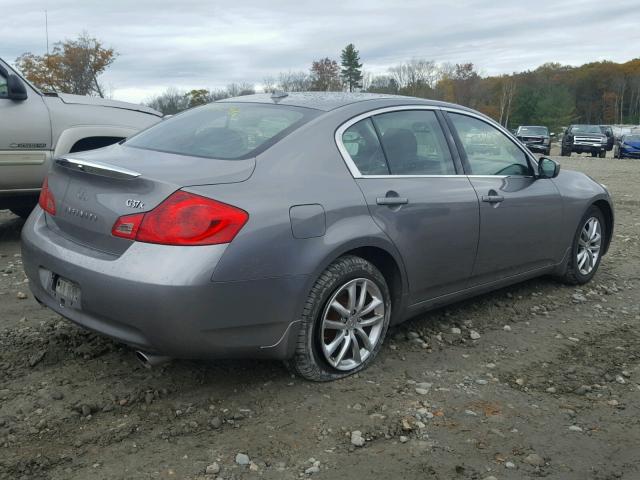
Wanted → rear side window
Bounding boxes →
[126,103,318,160]
[342,118,389,175]
[372,110,455,175]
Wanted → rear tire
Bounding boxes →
[559,206,606,285]
[289,255,391,381]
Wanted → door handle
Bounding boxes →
[376,197,409,206]
[481,195,504,203]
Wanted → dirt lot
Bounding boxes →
[1,155,639,480]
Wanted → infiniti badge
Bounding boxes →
[65,206,98,222]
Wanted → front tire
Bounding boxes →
[290,256,391,381]
[559,206,606,285]
[599,150,606,158]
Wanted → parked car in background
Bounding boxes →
[515,125,552,155]
[21,93,613,381]
[614,133,640,159]
[599,125,614,151]
[561,124,608,157]
[0,58,162,218]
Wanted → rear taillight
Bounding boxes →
[38,177,56,215]
[112,190,248,246]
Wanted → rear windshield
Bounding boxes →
[518,126,548,135]
[126,102,318,160]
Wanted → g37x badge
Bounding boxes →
[125,199,145,209]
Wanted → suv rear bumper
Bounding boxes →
[21,208,305,360]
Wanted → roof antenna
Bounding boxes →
[270,90,288,103]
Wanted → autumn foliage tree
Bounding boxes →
[16,33,116,97]
[310,58,341,91]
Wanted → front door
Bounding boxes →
[0,63,52,193]
[446,111,564,286]
[339,108,479,304]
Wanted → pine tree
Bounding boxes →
[340,44,363,92]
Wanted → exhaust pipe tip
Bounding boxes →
[135,351,171,369]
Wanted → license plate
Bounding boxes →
[52,275,81,308]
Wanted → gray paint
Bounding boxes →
[21,93,613,361]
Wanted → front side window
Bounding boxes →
[0,72,8,98]
[449,113,531,176]
[372,110,455,175]
[126,102,318,160]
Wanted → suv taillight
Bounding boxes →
[112,190,248,246]
[38,177,56,215]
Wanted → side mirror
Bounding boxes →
[538,157,560,179]
[7,74,27,101]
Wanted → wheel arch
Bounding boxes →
[53,125,138,157]
[593,198,614,255]
[304,237,409,325]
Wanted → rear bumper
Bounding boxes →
[21,208,305,360]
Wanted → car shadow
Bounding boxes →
[0,211,25,243]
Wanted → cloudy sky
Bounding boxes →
[1,0,639,103]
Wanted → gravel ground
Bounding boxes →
[1,155,639,480]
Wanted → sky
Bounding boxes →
[1,0,639,104]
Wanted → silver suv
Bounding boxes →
[0,58,162,217]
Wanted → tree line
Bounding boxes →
[14,33,640,129]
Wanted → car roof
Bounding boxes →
[218,92,467,112]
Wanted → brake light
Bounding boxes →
[38,177,56,215]
[111,191,248,246]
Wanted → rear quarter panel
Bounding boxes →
[187,103,410,321]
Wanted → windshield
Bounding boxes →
[623,134,640,142]
[126,102,318,160]
[518,126,548,135]
[570,125,602,135]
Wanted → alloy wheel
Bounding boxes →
[320,278,386,371]
[577,217,602,275]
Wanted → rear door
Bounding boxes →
[445,111,563,286]
[338,107,479,304]
[0,63,52,192]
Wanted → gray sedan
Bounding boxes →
[21,93,613,381]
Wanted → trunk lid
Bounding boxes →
[45,144,255,255]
